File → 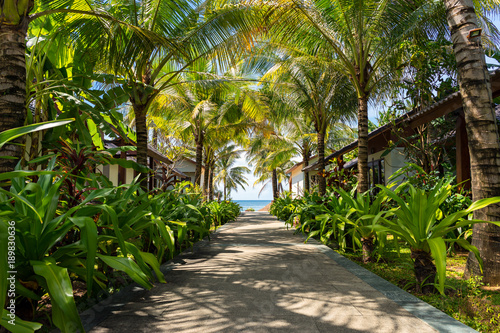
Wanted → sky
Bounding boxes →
[230,16,500,201]
[231,152,275,200]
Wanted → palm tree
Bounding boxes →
[441,0,500,285]
[0,1,33,172]
[277,120,317,193]
[214,147,250,201]
[259,0,421,193]
[58,0,259,189]
[263,57,357,195]
[157,62,263,188]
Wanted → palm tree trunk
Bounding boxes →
[444,0,500,285]
[194,133,204,187]
[134,105,149,190]
[223,178,227,201]
[317,131,326,196]
[357,96,369,193]
[303,151,310,193]
[209,161,214,201]
[272,169,278,200]
[203,150,210,200]
[0,22,28,173]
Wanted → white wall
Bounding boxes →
[367,147,407,186]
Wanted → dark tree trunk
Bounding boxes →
[357,96,369,193]
[361,237,375,264]
[303,150,310,193]
[209,160,214,201]
[133,105,149,190]
[317,131,326,196]
[0,22,28,173]
[203,149,210,200]
[194,132,204,187]
[411,249,437,294]
[272,168,278,200]
[444,0,500,285]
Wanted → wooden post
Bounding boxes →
[118,151,126,185]
[149,156,154,191]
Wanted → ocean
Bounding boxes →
[234,200,272,211]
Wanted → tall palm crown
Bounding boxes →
[257,0,424,192]
[214,147,250,200]
[263,56,357,195]
[59,0,260,188]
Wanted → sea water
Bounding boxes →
[234,200,272,211]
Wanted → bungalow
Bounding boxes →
[286,156,319,198]
[302,69,500,189]
[98,139,180,190]
[172,157,205,188]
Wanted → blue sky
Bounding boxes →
[231,17,500,201]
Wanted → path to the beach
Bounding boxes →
[87,212,475,333]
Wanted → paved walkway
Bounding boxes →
[87,212,475,333]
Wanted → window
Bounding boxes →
[368,158,385,189]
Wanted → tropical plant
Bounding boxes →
[333,188,393,263]
[259,0,422,193]
[262,56,357,195]
[374,179,500,295]
[441,0,500,285]
[213,148,249,201]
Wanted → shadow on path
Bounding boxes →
[86,212,456,333]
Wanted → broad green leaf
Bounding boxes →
[139,252,167,283]
[0,171,58,182]
[427,238,447,295]
[0,119,74,148]
[69,217,98,295]
[31,258,84,332]
[97,254,153,289]
[1,309,42,333]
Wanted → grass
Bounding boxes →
[339,241,500,333]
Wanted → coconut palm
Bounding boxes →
[440,0,500,285]
[57,0,260,189]
[214,146,250,201]
[263,57,357,196]
[257,0,449,193]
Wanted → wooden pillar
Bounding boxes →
[118,151,126,185]
[149,156,154,191]
[456,110,471,190]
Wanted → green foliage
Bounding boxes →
[0,154,238,332]
[205,201,242,227]
[271,172,500,296]
[374,180,500,295]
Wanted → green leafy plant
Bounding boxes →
[374,179,500,294]
[333,188,393,263]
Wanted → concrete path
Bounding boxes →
[88,212,474,333]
